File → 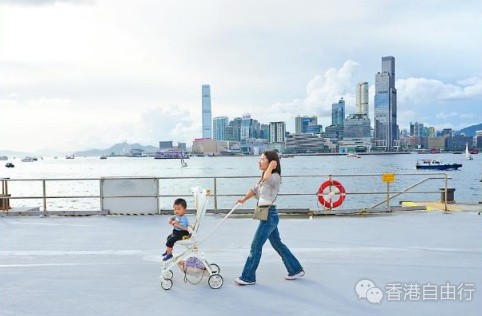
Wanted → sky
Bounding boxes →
[1,0,481,154]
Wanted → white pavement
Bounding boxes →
[0,211,480,316]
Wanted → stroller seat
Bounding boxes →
[160,187,224,290]
[176,188,210,246]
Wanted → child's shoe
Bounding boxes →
[163,254,173,261]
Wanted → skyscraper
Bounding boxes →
[374,56,398,150]
[356,82,369,115]
[295,116,318,134]
[213,116,228,141]
[331,98,345,126]
[240,113,260,140]
[202,84,212,138]
[226,117,242,141]
[269,122,286,143]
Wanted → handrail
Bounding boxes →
[0,173,451,213]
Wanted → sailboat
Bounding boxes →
[180,151,188,168]
[465,143,473,160]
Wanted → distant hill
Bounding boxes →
[0,149,31,158]
[74,142,159,157]
[459,123,482,137]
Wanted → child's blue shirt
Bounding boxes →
[173,215,189,231]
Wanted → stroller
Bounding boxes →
[159,187,239,290]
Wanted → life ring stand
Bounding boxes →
[317,179,346,209]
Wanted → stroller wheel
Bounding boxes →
[161,270,173,280]
[209,263,220,274]
[161,278,173,290]
[208,274,223,289]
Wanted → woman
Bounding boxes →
[234,150,304,285]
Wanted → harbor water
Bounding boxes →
[1,153,481,211]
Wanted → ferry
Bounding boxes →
[154,149,189,160]
[128,149,147,157]
[415,159,462,170]
[21,157,37,162]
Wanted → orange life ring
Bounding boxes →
[317,180,346,209]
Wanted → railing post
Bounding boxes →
[100,178,104,213]
[156,178,160,215]
[42,179,47,213]
[213,177,218,211]
[443,174,448,211]
[386,181,390,211]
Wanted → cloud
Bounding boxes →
[265,60,361,129]
[397,77,482,105]
[139,106,199,145]
[395,76,482,130]
[1,0,93,6]
[1,1,481,152]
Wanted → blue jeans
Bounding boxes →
[240,205,303,282]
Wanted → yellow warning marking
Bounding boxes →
[401,201,436,211]
[401,201,460,211]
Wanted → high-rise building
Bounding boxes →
[331,98,345,126]
[240,113,261,140]
[226,117,242,142]
[213,116,228,141]
[202,84,212,138]
[295,116,318,134]
[240,114,253,140]
[374,56,398,150]
[344,114,371,139]
[269,122,286,143]
[356,82,369,115]
[260,124,270,140]
[410,122,424,138]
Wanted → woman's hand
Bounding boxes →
[268,161,277,169]
[236,190,255,205]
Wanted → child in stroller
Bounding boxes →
[162,198,190,261]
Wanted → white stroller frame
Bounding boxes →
[159,186,240,290]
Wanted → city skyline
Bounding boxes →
[1,1,481,153]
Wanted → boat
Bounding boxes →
[0,156,8,161]
[346,153,361,158]
[21,157,36,162]
[5,162,14,168]
[415,159,462,170]
[154,149,190,160]
[128,149,147,157]
[465,143,473,160]
[100,155,107,160]
[180,153,188,168]
[66,154,75,159]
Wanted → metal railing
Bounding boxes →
[1,172,453,214]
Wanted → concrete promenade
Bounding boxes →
[1,210,480,316]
